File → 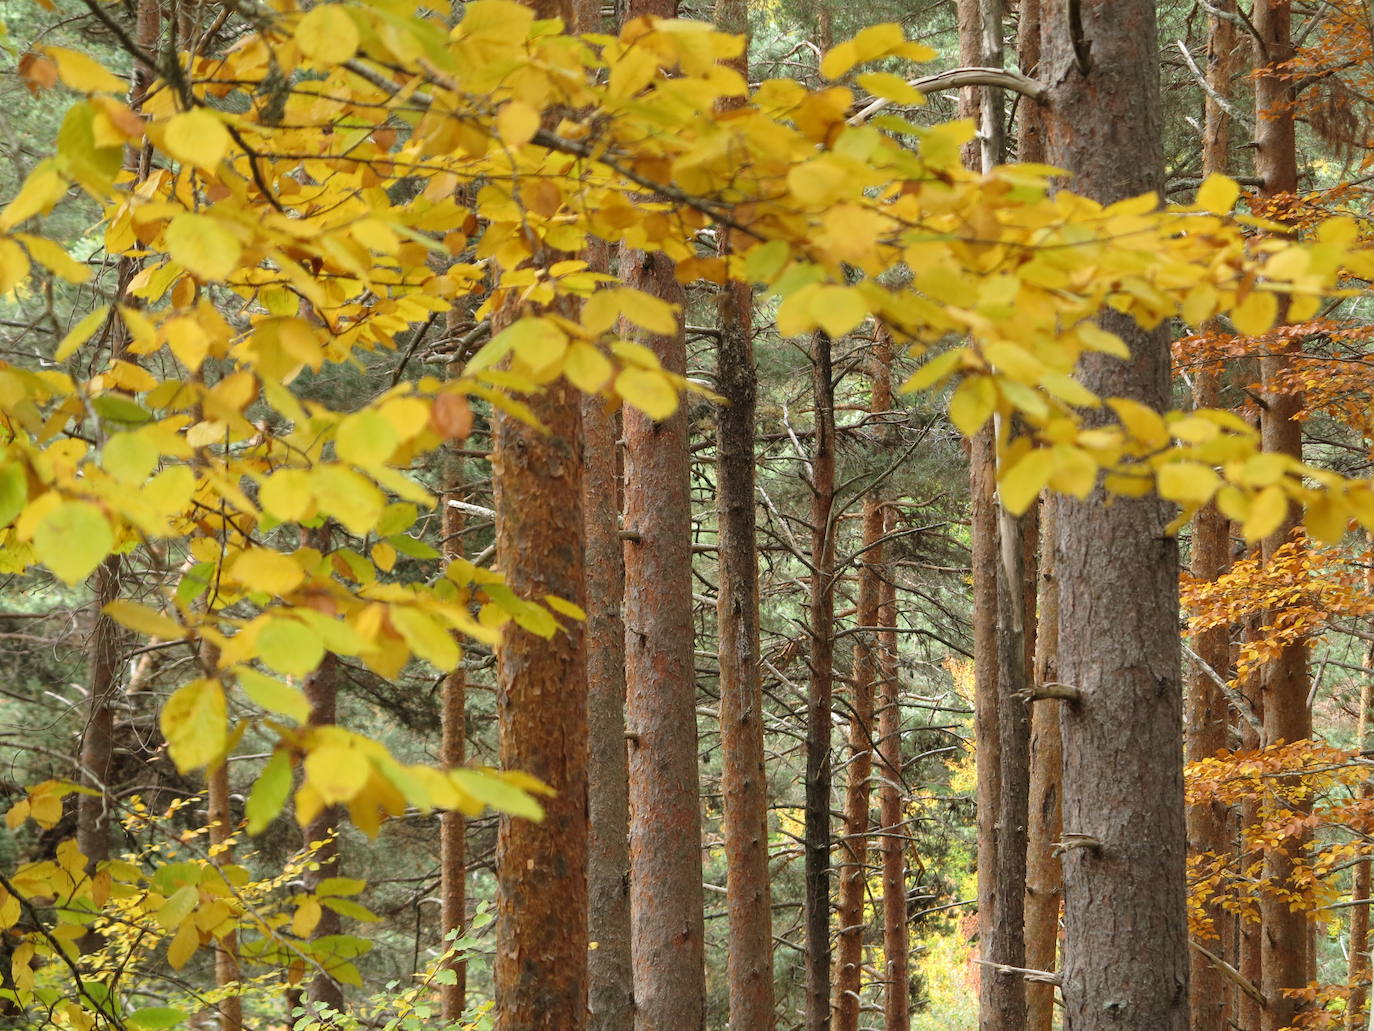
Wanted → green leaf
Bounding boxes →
[450,769,545,821]
[159,679,227,771]
[235,666,311,723]
[0,461,27,528]
[256,617,325,677]
[128,1008,187,1031]
[246,750,292,834]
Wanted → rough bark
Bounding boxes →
[1253,6,1312,1029]
[1042,3,1190,1030]
[622,247,704,1031]
[1350,603,1374,1031]
[714,69,776,1031]
[832,336,894,1031]
[877,504,908,1031]
[805,329,837,1031]
[492,367,589,1031]
[1023,496,1061,1031]
[1187,10,1242,1029]
[440,459,467,1023]
[584,256,633,1031]
[78,557,120,874]
[1015,0,1045,165]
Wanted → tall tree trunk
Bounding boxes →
[440,456,467,1022]
[1238,618,1265,1030]
[1188,9,1242,1031]
[714,12,775,1017]
[1016,0,1045,165]
[874,372,909,1031]
[832,336,895,1031]
[583,237,633,1031]
[1350,595,1374,1031]
[805,329,837,1031]
[1253,5,1311,1029]
[1023,496,1061,1031]
[1043,4,1190,1030]
[623,245,704,1031]
[492,364,589,1031]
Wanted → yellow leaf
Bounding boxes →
[1241,485,1289,541]
[167,919,199,970]
[41,46,126,93]
[305,744,370,804]
[296,4,360,65]
[372,539,396,573]
[1231,290,1278,337]
[1156,462,1222,505]
[260,468,314,522]
[565,342,612,393]
[1046,445,1097,499]
[999,449,1054,515]
[160,679,227,771]
[104,600,183,639]
[948,376,996,436]
[17,234,89,283]
[311,465,383,537]
[389,605,459,671]
[256,617,325,677]
[819,40,858,80]
[616,367,678,421]
[236,667,311,723]
[54,305,109,362]
[856,72,923,105]
[336,410,398,470]
[497,100,540,148]
[292,896,323,938]
[230,548,305,595]
[165,213,241,282]
[33,501,112,584]
[1304,493,1346,545]
[160,109,231,170]
[102,429,158,483]
[0,163,67,231]
[0,237,31,294]
[1195,174,1240,215]
[810,285,868,338]
[1108,398,1170,450]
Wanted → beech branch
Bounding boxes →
[848,67,1046,126]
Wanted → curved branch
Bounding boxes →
[849,67,1046,126]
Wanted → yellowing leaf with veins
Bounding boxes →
[260,468,314,522]
[256,617,325,677]
[297,4,360,65]
[160,678,227,771]
[389,605,459,671]
[54,305,110,362]
[33,501,112,584]
[305,744,371,804]
[160,109,231,169]
[1231,290,1279,337]
[616,367,678,421]
[104,600,183,639]
[165,213,241,282]
[230,547,305,595]
[237,667,311,723]
[336,410,398,469]
[1195,174,1240,215]
[497,101,540,147]
[41,46,126,93]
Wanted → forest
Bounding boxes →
[2,0,1374,1029]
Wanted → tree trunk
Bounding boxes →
[302,647,345,1015]
[78,557,120,874]
[1016,0,1045,165]
[1043,4,1190,1030]
[584,240,633,1031]
[714,28,776,1019]
[440,456,467,1023]
[805,329,837,1031]
[1188,9,1242,1030]
[832,335,895,1031]
[1350,600,1374,1031]
[875,380,909,1031]
[1023,496,1061,1031]
[622,246,704,1031]
[1253,5,1312,1029]
[492,366,589,1031]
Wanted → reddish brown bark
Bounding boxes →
[492,367,589,1031]
[1023,496,1060,1031]
[714,91,775,1031]
[832,337,894,1031]
[877,505,908,1031]
[78,557,120,874]
[1043,3,1189,1030]
[1349,593,1374,1031]
[1015,0,1045,165]
[302,646,345,1014]
[805,328,837,1031]
[622,247,704,1031]
[440,460,467,1022]
[583,243,633,1031]
[1253,6,1312,1028]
